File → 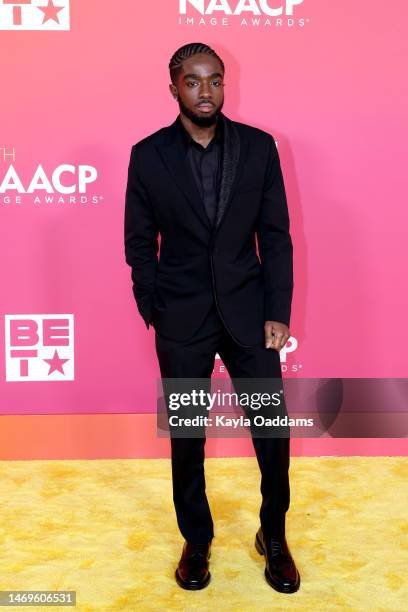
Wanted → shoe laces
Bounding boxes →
[188,543,209,559]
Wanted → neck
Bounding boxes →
[179,112,218,146]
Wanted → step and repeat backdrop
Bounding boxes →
[1,1,406,455]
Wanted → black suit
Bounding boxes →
[124,112,293,346]
[124,112,293,544]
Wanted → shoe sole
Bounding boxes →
[255,533,300,594]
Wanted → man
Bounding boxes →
[124,42,300,594]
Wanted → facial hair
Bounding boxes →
[177,95,224,127]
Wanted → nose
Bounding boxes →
[199,82,212,97]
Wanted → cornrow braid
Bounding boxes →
[169,42,224,84]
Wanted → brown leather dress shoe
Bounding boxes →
[255,527,300,593]
[175,540,212,590]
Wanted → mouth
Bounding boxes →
[197,103,215,113]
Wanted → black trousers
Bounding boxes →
[155,300,290,545]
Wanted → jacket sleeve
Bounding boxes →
[124,144,159,330]
[256,135,294,328]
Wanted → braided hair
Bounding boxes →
[169,42,224,84]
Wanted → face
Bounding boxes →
[170,52,224,127]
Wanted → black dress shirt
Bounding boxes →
[177,115,223,226]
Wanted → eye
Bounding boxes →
[187,81,198,87]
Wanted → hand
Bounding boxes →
[264,320,290,351]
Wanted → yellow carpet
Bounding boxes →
[0,457,407,611]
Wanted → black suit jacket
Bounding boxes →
[124,112,293,347]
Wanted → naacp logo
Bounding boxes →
[214,335,302,375]
[5,314,74,381]
[180,0,304,15]
[0,0,70,31]
[0,146,102,205]
[178,0,308,27]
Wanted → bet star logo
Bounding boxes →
[4,314,75,381]
[0,0,70,30]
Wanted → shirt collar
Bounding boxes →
[177,114,223,151]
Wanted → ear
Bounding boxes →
[169,83,178,100]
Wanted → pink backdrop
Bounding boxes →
[1,1,407,455]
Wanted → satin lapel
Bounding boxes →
[155,118,211,231]
[214,113,249,232]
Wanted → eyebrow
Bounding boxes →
[183,72,223,80]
